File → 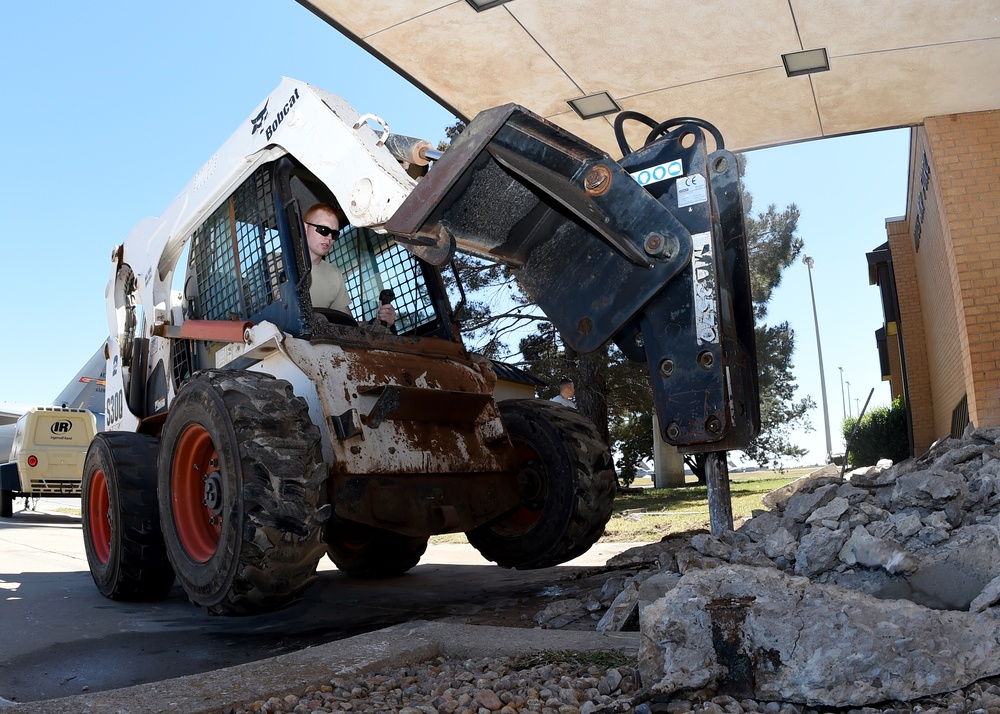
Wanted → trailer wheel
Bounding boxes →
[325,520,427,577]
[158,370,328,615]
[1,488,13,518]
[467,399,616,569]
[81,432,175,600]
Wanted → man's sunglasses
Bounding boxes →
[306,222,340,239]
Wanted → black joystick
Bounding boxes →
[379,289,395,327]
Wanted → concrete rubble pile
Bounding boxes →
[536,425,1000,708]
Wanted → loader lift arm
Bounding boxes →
[387,104,760,532]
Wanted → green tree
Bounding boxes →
[737,156,815,469]
[744,322,814,469]
[518,322,651,486]
[842,397,908,468]
[610,409,652,487]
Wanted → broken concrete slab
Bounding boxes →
[838,524,917,574]
[557,428,1000,707]
[639,564,1000,707]
[777,482,840,524]
[760,464,840,510]
[596,572,651,633]
[534,598,589,628]
[792,524,847,577]
[971,575,1000,612]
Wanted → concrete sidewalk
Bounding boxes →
[2,506,647,711]
[2,621,640,714]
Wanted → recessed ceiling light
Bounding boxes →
[567,91,621,120]
[782,48,830,77]
[465,0,513,11]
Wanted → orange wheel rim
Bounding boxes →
[494,440,545,535]
[88,469,111,564]
[172,424,224,563]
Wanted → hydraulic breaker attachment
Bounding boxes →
[387,105,759,451]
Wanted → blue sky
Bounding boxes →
[0,1,910,467]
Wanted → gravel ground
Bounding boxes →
[228,653,639,714]
[226,655,1000,714]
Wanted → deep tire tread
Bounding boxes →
[82,432,175,600]
[468,399,616,569]
[160,370,328,615]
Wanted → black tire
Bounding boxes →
[81,432,176,600]
[467,399,616,569]
[325,520,428,578]
[1,489,13,518]
[157,370,329,615]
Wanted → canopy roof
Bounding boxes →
[298,0,1000,155]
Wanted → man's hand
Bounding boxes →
[376,303,396,327]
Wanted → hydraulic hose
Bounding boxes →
[613,110,725,157]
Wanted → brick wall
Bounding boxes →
[886,214,937,452]
[908,124,969,442]
[891,111,1000,450]
[924,111,1000,431]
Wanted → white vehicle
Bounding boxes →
[0,346,106,460]
[0,347,105,517]
[1,406,98,517]
[82,78,758,614]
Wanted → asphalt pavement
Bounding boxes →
[0,498,641,711]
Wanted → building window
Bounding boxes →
[951,394,969,439]
[914,152,931,251]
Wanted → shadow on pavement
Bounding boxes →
[0,558,616,703]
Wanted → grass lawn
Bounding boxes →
[430,467,815,545]
[602,468,813,542]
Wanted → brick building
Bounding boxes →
[869,110,1000,456]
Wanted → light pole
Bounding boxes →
[839,366,846,421]
[804,256,833,462]
[846,381,852,418]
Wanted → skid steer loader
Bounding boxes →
[82,78,758,614]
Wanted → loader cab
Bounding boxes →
[174,155,458,385]
[281,159,452,340]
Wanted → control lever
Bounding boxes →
[379,289,395,327]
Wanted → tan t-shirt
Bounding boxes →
[309,260,351,313]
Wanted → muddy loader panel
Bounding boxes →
[246,334,521,539]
